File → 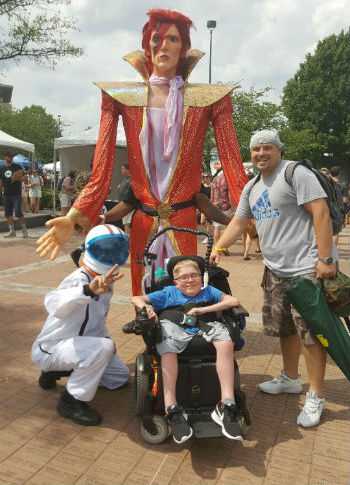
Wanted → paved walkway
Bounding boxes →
[0,227,349,485]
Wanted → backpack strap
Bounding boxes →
[245,172,262,198]
[284,160,314,187]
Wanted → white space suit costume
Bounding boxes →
[32,267,129,402]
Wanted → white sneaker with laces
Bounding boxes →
[297,391,325,428]
[258,371,303,394]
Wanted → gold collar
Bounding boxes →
[122,49,205,82]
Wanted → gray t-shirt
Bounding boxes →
[236,160,335,278]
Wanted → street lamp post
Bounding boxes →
[207,20,216,84]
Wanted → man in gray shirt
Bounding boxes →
[211,129,337,428]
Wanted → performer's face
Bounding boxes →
[150,24,183,78]
[251,143,281,175]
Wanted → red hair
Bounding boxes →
[142,9,193,76]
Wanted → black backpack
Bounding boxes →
[249,160,344,235]
[284,161,344,235]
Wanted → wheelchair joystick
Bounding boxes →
[122,306,158,335]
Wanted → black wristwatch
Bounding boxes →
[319,256,335,265]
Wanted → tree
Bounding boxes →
[282,29,350,168]
[0,104,60,160]
[280,127,326,165]
[0,0,81,66]
[232,88,286,163]
[204,87,286,170]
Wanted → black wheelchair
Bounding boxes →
[124,226,251,444]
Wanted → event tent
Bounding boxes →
[43,161,61,172]
[0,129,35,154]
[52,124,128,213]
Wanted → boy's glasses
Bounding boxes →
[174,273,202,282]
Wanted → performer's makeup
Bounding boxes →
[150,23,183,77]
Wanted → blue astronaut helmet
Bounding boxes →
[83,224,129,274]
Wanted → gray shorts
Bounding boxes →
[156,319,231,355]
[261,266,316,346]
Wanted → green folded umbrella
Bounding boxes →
[287,277,350,382]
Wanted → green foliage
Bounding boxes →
[0,0,82,66]
[232,88,287,162]
[282,28,350,165]
[0,104,60,161]
[40,186,57,209]
[204,87,286,167]
[280,127,326,166]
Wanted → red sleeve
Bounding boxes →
[211,94,248,206]
[73,91,120,224]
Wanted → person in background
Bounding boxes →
[211,160,234,255]
[28,168,44,213]
[0,151,28,238]
[21,170,30,213]
[115,163,133,235]
[59,171,76,215]
[200,171,212,244]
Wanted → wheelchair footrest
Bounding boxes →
[189,413,222,439]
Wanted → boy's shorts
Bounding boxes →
[156,319,231,355]
[261,266,317,346]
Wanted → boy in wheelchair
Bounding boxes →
[132,256,244,444]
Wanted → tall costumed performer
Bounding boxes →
[37,9,247,294]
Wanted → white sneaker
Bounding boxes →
[297,391,325,428]
[258,371,303,394]
[4,231,16,238]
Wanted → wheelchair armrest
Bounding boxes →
[231,305,249,318]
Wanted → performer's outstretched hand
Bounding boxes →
[36,216,75,260]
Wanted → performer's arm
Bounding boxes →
[194,192,231,225]
[104,202,134,223]
[104,179,138,222]
[37,92,120,259]
[211,94,248,206]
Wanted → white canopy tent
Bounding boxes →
[0,129,35,155]
[52,124,128,214]
[43,161,61,172]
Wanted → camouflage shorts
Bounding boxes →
[261,266,316,346]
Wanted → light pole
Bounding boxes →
[207,20,216,84]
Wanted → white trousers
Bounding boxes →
[32,336,129,401]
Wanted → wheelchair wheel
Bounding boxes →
[140,415,169,445]
[135,354,152,416]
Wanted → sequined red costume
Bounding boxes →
[71,50,247,294]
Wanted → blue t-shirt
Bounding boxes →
[148,285,223,312]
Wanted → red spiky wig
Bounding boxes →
[142,9,193,76]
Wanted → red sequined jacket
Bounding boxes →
[70,49,247,294]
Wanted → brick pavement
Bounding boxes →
[0,227,349,485]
